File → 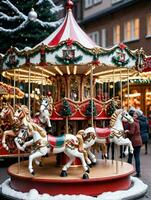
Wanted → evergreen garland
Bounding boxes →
[85,100,97,117]
[60,99,72,117]
[112,56,129,67]
[55,54,83,65]
[106,101,116,117]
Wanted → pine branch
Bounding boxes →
[36,0,63,12]
[2,0,27,20]
[0,19,28,33]
[36,18,63,28]
[0,12,20,21]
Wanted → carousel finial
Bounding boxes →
[66,0,74,10]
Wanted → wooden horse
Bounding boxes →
[83,109,134,164]
[14,128,92,179]
[33,98,52,130]
[0,103,19,151]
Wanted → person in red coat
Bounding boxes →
[127,110,143,177]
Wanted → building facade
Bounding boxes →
[79,0,151,55]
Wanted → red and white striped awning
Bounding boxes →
[39,1,97,49]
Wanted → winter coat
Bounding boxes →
[138,115,149,143]
[127,118,142,147]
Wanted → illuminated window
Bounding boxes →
[113,24,120,45]
[124,18,140,41]
[147,14,151,36]
[88,31,100,45]
[101,28,106,47]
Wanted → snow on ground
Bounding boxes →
[0,177,148,200]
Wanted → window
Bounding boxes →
[124,18,140,42]
[85,0,102,8]
[101,29,106,47]
[113,24,120,45]
[94,0,102,4]
[88,31,100,45]
[111,0,123,4]
[147,14,151,36]
[85,0,93,8]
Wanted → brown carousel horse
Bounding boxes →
[0,103,20,151]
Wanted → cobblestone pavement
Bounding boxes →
[0,142,151,200]
[138,141,151,200]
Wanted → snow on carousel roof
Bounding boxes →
[37,0,98,49]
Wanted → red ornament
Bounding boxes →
[66,0,74,10]
[119,43,126,50]
[92,60,100,66]
[47,91,52,96]
[66,38,73,47]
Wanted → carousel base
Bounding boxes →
[0,156,148,200]
[5,156,139,196]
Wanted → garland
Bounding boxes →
[55,54,83,65]
[85,99,97,117]
[112,56,129,67]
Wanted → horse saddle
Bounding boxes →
[47,134,65,148]
[95,127,111,139]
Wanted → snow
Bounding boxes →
[0,0,63,33]
[0,177,148,200]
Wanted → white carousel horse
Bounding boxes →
[15,129,91,179]
[83,109,134,164]
[34,98,52,128]
[0,103,19,151]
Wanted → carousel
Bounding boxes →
[0,0,149,199]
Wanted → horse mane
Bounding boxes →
[110,109,123,128]
[31,122,46,138]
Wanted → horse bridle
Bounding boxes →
[83,132,96,142]
[14,108,25,120]
[121,112,131,122]
[17,128,29,143]
[41,100,49,110]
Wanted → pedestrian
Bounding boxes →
[136,109,149,154]
[127,110,142,178]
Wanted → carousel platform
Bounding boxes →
[7,155,135,196]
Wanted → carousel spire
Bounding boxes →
[66,0,74,10]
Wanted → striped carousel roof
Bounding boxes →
[39,0,97,49]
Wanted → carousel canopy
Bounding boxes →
[37,0,97,49]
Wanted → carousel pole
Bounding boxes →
[113,68,115,99]
[13,69,16,109]
[42,68,44,97]
[120,69,123,108]
[90,64,94,127]
[28,66,31,115]
[127,68,130,109]
[120,68,123,166]
[13,69,21,174]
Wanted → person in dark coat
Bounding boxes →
[127,111,142,178]
[136,109,149,154]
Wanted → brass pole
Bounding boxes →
[90,64,94,127]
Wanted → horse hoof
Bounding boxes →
[31,171,35,176]
[83,173,89,179]
[5,146,9,151]
[86,167,90,173]
[92,162,96,165]
[88,163,93,168]
[60,170,68,177]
